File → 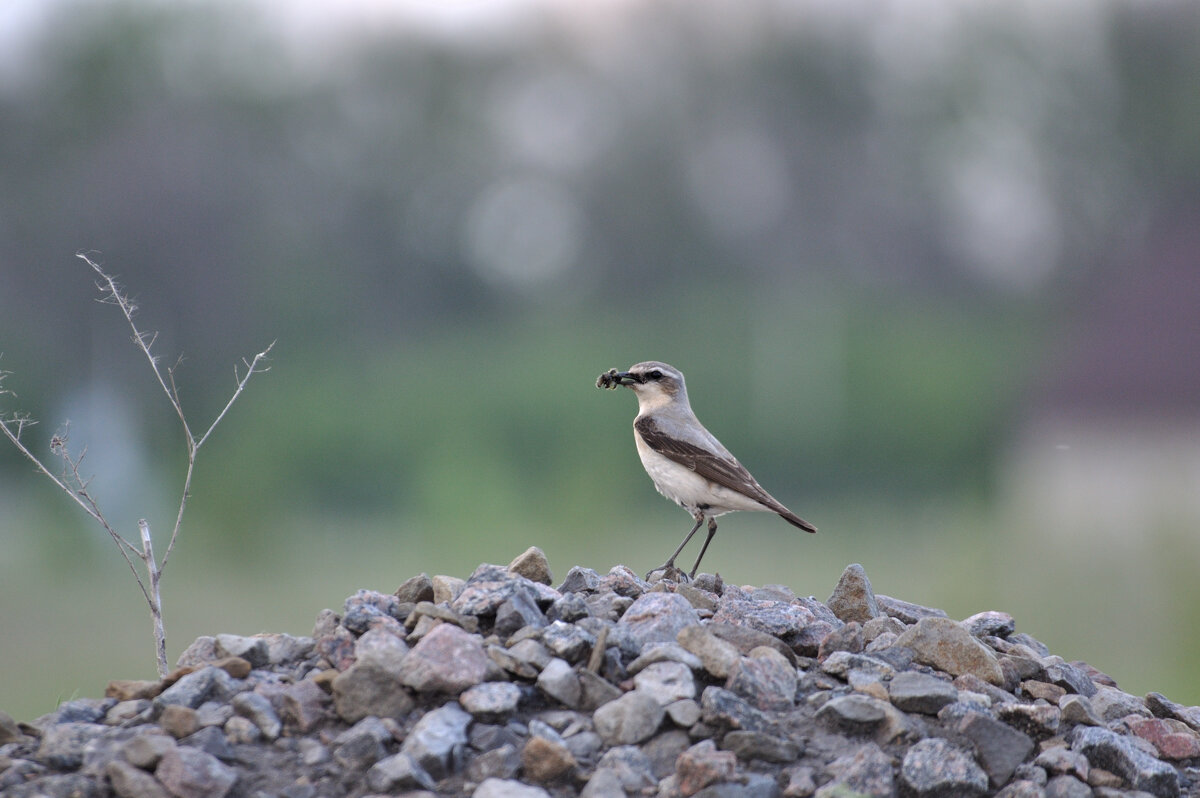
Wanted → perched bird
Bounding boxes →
[598,361,815,579]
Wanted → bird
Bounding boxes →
[597,361,815,580]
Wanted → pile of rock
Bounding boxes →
[2,549,1198,798]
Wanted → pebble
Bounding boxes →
[894,616,1005,686]
[825,563,881,624]
[900,737,989,797]
[6,556,1198,798]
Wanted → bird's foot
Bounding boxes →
[645,563,690,583]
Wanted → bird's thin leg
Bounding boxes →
[646,515,705,579]
[688,517,719,578]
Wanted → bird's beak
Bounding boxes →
[614,371,642,386]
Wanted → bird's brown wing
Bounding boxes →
[634,416,816,532]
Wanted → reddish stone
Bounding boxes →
[1128,717,1200,760]
[676,739,736,797]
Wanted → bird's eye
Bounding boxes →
[648,370,663,380]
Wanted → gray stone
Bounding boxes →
[707,622,799,666]
[726,650,796,712]
[367,752,436,792]
[1089,686,1150,722]
[667,698,703,728]
[121,732,177,769]
[580,767,627,798]
[961,611,1016,639]
[213,634,269,668]
[547,592,590,623]
[894,617,1005,686]
[593,691,665,745]
[230,692,280,740]
[618,592,701,650]
[995,782,1048,798]
[542,620,596,662]
[558,566,601,594]
[400,702,472,780]
[701,686,773,734]
[222,716,259,744]
[508,546,553,585]
[821,742,894,797]
[401,622,489,694]
[106,759,171,798]
[0,709,23,744]
[827,563,882,623]
[467,743,521,782]
[821,651,896,680]
[155,668,226,710]
[537,657,582,709]
[473,778,553,798]
[889,671,958,715]
[628,641,704,674]
[35,722,108,769]
[1044,775,1093,798]
[333,716,393,770]
[1043,660,1098,698]
[332,660,415,724]
[494,588,549,638]
[997,702,1061,738]
[1071,726,1179,797]
[678,625,743,679]
[578,669,623,710]
[1145,692,1200,732]
[875,594,949,623]
[154,746,237,798]
[722,729,802,763]
[593,744,659,791]
[634,660,696,705]
[279,678,331,733]
[1059,694,1103,727]
[958,711,1036,787]
[461,681,524,719]
[817,694,891,735]
[179,726,235,762]
[394,573,435,603]
[1035,747,1089,781]
[899,737,988,797]
[711,597,823,653]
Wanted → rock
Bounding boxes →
[894,617,1005,686]
[537,658,583,709]
[367,752,436,792]
[1036,746,1090,781]
[592,744,658,792]
[521,735,576,782]
[816,694,890,735]
[333,716,393,770]
[1044,774,1092,798]
[401,702,473,780]
[401,622,489,694]
[707,622,799,666]
[1127,717,1200,760]
[395,573,435,603]
[1071,726,1179,797]
[676,739,737,797]
[433,574,466,603]
[1043,660,1098,698]
[154,746,237,798]
[961,611,1016,638]
[230,692,280,740]
[634,660,696,706]
[508,546,553,585]
[899,737,988,797]
[821,742,895,797]
[701,686,773,734]
[121,732,177,769]
[1090,685,1151,722]
[213,634,269,668]
[725,650,796,712]
[958,711,1035,787]
[618,592,701,649]
[628,641,704,674]
[332,657,414,724]
[473,777,552,798]
[721,730,802,763]
[106,759,171,798]
[678,626,742,678]
[468,743,522,782]
[1145,692,1200,732]
[36,722,107,769]
[279,678,331,733]
[875,594,949,624]
[711,597,824,653]
[461,681,524,719]
[1056,695,1101,728]
[997,702,1061,738]
[106,680,164,703]
[889,671,958,715]
[826,563,881,623]
[542,620,596,663]
[667,698,703,728]
[593,692,665,745]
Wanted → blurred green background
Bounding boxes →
[3,0,1200,722]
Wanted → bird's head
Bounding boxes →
[601,361,688,411]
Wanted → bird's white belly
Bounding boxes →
[635,438,768,516]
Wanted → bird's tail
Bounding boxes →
[779,508,817,533]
